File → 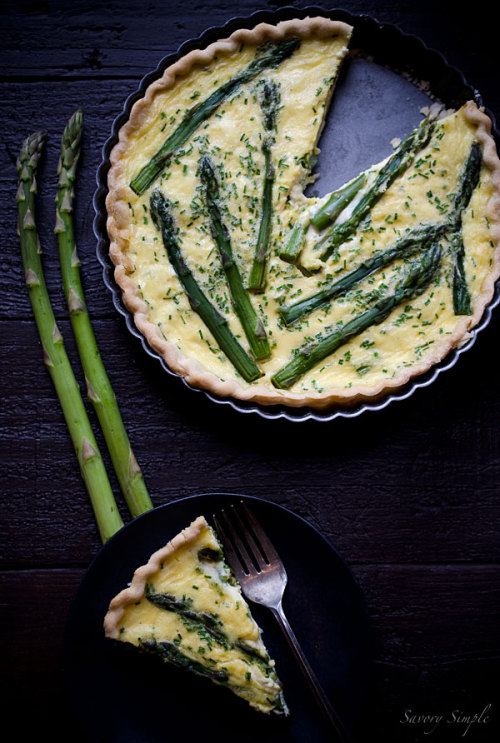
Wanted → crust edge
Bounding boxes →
[103,515,208,640]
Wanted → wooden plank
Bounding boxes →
[1,568,89,742]
[2,565,498,741]
[2,307,500,566]
[2,1,499,740]
[353,564,500,740]
[1,0,499,121]
[0,0,257,79]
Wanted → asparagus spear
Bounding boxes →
[130,39,300,195]
[149,189,262,382]
[55,110,153,519]
[449,140,482,314]
[279,217,308,264]
[310,172,367,231]
[450,232,471,315]
[451,140,482,225]
[316,117,436,261]
[271,243,442,389]
[279,174,367,265]
[16,131,123,543]
[280,222,448,326]
[248,79,280,291]
[282,138,481,327]
[199,156,270,360]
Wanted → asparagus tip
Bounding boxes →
[17,130,47,174]
[58,109,84,182]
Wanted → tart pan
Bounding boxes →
[94,6,500,422]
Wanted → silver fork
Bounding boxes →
[213,501,352,741]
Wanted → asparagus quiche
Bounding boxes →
[104,515,287,715]
[107,16,500,409]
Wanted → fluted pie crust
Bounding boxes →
[106,16,500,409]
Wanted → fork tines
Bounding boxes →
[213,500,281,577]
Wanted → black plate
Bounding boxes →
[93,6,500,422]
[64,493,372,742]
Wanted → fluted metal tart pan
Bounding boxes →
[94,6,500,421]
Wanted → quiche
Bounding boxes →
[106,16,500,409]
[103,515,287,715]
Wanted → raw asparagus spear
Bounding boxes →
[149,189,262,382]
[130,39,300,195]
[316,117,436,260]
[55,109,153,519]
[449,140,482,314]
[248,79,280,291]
[199,156,270,360]
[310,172,367,231]
[280,222,448,325]
[16,131,123,543]
[271,243,442,389]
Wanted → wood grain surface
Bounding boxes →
[1,1,499,741]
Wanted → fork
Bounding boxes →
[213,501,352,741]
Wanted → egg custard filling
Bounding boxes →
[107,16,500,409]
[104,516,287,714]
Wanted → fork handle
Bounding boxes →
[272,602,352,742]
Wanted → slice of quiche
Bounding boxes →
[104,515,288,715]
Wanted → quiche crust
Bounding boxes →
[106,17,500,410]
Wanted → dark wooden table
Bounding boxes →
[2,1,499,741]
